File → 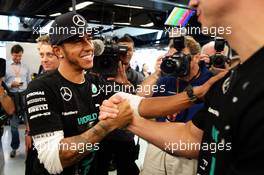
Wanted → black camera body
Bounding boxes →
[0,58,6,78]
[161,36,191,77]
[92,38,128,78]
[209,37,230,69]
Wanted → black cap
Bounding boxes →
[49,12,92,45]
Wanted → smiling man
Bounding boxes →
[25,12,133,175]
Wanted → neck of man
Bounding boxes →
[58,61,85,84]
[181,64,200,82]
[223,3,264,63]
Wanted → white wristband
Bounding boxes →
[33,131,64,174]
[114,92,144,117]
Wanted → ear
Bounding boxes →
[53,45,64,59]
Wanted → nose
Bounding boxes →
[189,0,199,9]
[41,54,48,62]
[83,38,94,52]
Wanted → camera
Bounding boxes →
[0,58,6,78]
[160,36,191,77]
[92,37,128,78]
[209,37,230,69]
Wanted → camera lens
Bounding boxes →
[161,59,177,74]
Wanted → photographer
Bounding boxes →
[200,39,230,74]
[100,0,264,174]
[141,36,212,175]
[93,34,163,175]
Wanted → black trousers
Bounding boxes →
[96,139,140,175]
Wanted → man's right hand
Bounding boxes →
[103,99,133,130]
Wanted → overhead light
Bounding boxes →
[140,22,154,27]
[114,4,144,9]
[36,15,47,17]
[113,22,131,25]
[49,13,62,17]
[69,1,94,11]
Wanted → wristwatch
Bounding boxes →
[185,85,199,103]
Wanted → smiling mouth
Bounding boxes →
[81,55,93,61]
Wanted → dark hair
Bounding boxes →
[11,44,24,54]
[117,35,134,46]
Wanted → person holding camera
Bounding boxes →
[140,36,212,175]
[100,0,264,174]
[4,44,31,158]
[25,12,133,175]
[200,39,230,74]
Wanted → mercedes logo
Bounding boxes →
[222,77,231,94]
[72,14,86,27]
[60,87,72,101]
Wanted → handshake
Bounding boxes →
[98,92,143,131]
[97,69,228,133]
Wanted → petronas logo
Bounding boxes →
[91,84,97,94]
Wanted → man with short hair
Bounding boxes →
[117,35,144,87]
[25,12,133,175]
[100,0,264,174]
[37,35,60,74]
[4,44,30,158]
[25,35,61,166]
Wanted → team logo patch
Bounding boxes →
[60,87,72,101]
[222,77,231,94]
[91,84,98,94]
[72,14,86,27]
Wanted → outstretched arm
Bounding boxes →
[128,116,203,158]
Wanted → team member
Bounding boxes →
[100,0,264,174]
[25,12,133,175]
[25,35,61,172]
[36,35,60,74]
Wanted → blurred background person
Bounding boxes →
[140,63,151,78]
[4,44,30,158]
[0,58,15,173]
